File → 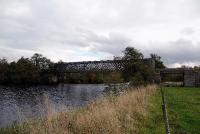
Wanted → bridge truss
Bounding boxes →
[55,59,154,73]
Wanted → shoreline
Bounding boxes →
[0,85,158,134]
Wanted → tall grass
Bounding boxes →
[1,85,158,134]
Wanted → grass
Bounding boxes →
[139,86,200,134]
[138,88,165,134]
[1,86,199,134]
[163,87,200,134]
[0,85,159,134]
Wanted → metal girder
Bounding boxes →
[55,59,154,73]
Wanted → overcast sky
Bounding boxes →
[0,0,200,67]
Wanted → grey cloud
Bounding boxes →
[76,29,131,55]
[0,0,200,67]
[181,27,195,35]
[146,39,200,66]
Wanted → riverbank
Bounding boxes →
[0,85,160,134]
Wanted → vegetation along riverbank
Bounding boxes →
[1,86,200,134]
[1,85,162,134]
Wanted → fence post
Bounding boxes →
[161,87,171,134]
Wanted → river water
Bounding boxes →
[0,84,106,128]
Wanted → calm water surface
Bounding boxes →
[0,84,105,128]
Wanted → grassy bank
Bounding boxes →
[163,87,200,134]
[0,85,160,134]
[2,86,199,134]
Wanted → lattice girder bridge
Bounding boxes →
[55,58,155,73]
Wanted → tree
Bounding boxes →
[0,58,9,84]
[150,53,165,69]
[122,47,143,60]
[31,53,52,70]
[9,57,40,84]
[117,47,155,85]
[0,54,55,84]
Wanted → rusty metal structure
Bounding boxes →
[55,58,155,73]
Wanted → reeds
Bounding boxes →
[4,85,158,134]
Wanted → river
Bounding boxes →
[0,84,106,128]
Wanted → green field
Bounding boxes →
[164,87,200,134]
[141,87,200,134]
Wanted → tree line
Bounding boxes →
[0,53,54,84]
[0,47,166,85]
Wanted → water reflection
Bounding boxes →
[0,84,105,128]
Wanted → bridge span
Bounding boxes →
[55,58,155,73]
